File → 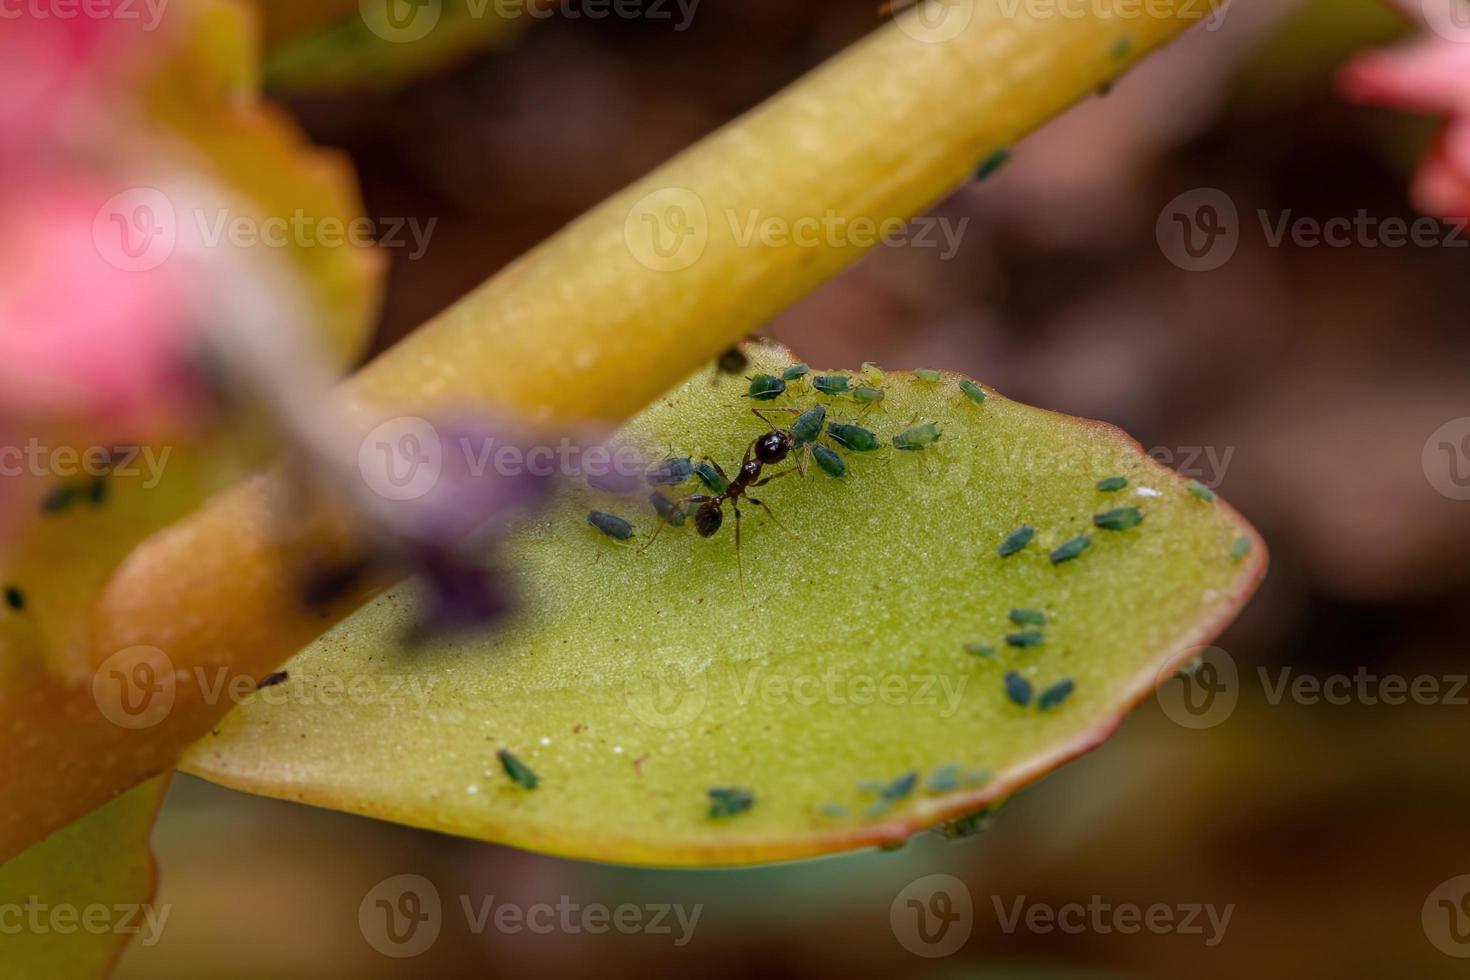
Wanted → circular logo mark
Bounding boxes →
[623,187,708,272]
[1423,875,1470,958]
[1421,0,1470,43]
[891,874,973,957]
[359,874,442,958]
[883,435,973,504]
[361,0,442,43]
[1423,417,1470,501]
[1155,645,1238,730]
[92,187,177,273]
[895,0,974,44]
[625,658,709,730]
[92,646,176,730]
[359,417,444,502]
[1157,188,1239,272]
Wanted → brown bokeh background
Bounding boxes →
[120,1,1470,976]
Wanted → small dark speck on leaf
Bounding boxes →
[998,525,1034,557]
[708,786,755,819]
[4,585,24,611]
[256,671,289,690]
[1004,671,1033,707]
[1049,536,1092,564]
[498,749,539,790]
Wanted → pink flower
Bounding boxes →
[1339,0,1470,219]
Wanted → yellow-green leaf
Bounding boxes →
[0,778,168,980]
[183,344,1265,866]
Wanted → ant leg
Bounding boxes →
[751,466,798,489]
[732,502,747,598]
[637,494,711,554]
[751,407,800,429]
[747,495,799,539]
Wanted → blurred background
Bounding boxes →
[30,0,1469,975]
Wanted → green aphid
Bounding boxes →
[878,771,918,802]
[827,422,881,452]
[958,379,986,404]
[997,525,1035,557]
[782,363,810,381]
[811,444,846,478]
[812,374,851,397]
[1096,475,1128,492]
[964,643,996,658]
[790,405,826,446]
[914,368,942,382]
[975,147,1011,181]
[1049,535,1092,564]
[1110,35,1134,60]
[927,765,962,793]
[588,510,635,541]
[649,491,686,527]
[497,749,539,790]
[694,460,729,494]
[708,786,755,819]
[941,803,1002,839]
[4,585,25,612]
[1094,506,1144,531]
[645,456,693,486]
[1231,535,1251,562]
[41,484,77,514]
[852,386,885,405]
[747,373,786,401]
[1009,608,1047,627]
[1006,630,1044,649]
[819,802,849,819]
[1188,480,1216,503]
[1004,671,1033,707]
[1038,678,1075,711]
[893,421,941,451]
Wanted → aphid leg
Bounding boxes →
[637,494,711,554]
[747,495,799,540]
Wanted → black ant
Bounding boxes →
[638,412,802,596]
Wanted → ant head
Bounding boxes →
[694,500,724,538]
[755,430,792,464]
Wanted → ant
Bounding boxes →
[638,410,803,596]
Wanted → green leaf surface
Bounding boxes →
[0,777,168,980]
[182,344,1265,867]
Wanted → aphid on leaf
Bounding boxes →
[1231,535,1251,562]
[893,421,941,451]
[1096,475,1128,492]
[498,749,540,790]
[958,379,986,404]
[1009,608,1046,627]
[1187,480,1216,503]
[997,525,1035,557]
[1038,678,1075,711]
[852,386,885,405]
[588,510,635,541]
[645,456,694,487]
[41,484,78,514]
[788,405,826,446]
[1093,506,1143,531]
[716,345,750,375]
[811,444,846,478]
[914,368,941,382]
[256,671,289,690]
[812,374,852,397]
[782,363,810,382]
[975,147,1011,181]
[1004,671,1034,707]
[965,642,996,658]
[649,490,687,527]
[1006,630,1044,649]
[1049,535,1092,564]
[708,786,755,819]
[693,460,729,494]
[746,374,786,401]
[827,422,881,453]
